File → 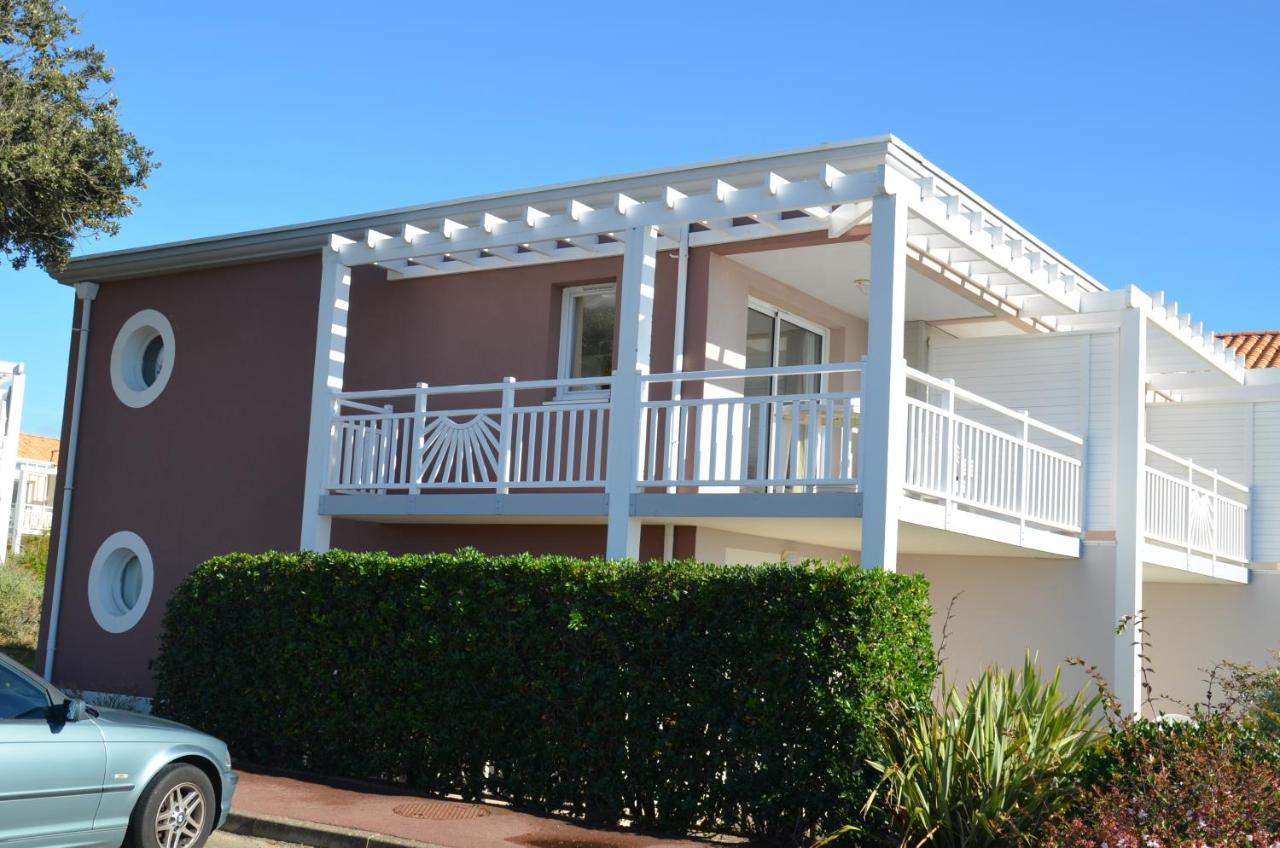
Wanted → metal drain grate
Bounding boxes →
[392,800,492,820]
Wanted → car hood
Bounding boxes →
[90,707,206,741]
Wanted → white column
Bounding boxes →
[1115,306,1148,715]
[605,226,656,559]
[299,249,352,552]
[9,466,28,555]
[859,192,908,571]
[0,363,25,562]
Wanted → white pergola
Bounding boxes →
[298,138,1248,717]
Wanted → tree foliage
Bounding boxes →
[0,0,154,272]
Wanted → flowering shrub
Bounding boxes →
[1043,715,1280,847]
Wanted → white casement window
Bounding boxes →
[557,283,616,398]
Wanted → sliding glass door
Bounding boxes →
[744,302,827,485]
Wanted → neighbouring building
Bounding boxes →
[35,135,1280,710]
[9,433,59,555]
[0,362,26,561]
[0,363,61,558]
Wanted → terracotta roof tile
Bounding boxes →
[1218,331,1280,369]
[17,433,60,463]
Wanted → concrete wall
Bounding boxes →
[693,526,1118,697]
[38,255,321,695]
[1145,572,1280,711]
[693,526,854,565]
[901,544,1119,698]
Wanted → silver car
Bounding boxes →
[0,651,236,848]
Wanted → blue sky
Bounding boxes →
[2,0,1277,436]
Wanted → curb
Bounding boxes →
[223,811,451,848]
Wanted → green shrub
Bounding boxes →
[11,534,50,582]
[1046,715,1280,846]
[153,549,934,844]
[847,654,1102,848]
[0,562,43,651]
[1223,651,1280,739]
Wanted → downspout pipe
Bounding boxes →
[43,282,98,680]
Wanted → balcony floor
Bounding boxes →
[1143,542,1249,584]
[320,492,1080,559]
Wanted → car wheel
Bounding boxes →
[126,763,215,848]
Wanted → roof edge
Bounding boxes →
[56,134,902,284]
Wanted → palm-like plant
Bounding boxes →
[860,654,1103,847]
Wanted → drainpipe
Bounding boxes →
[44,282,98,680]
[664,226,691,553]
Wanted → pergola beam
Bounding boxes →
[336,167,893,268]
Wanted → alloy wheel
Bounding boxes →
[153,781,205,848]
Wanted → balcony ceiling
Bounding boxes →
[726,240,994,324]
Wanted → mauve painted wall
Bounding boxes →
[37,256,320,694]
[36,246,696,695]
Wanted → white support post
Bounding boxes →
[605,226,657,560]
[377,404,393,495]
[8,466,27,555]
[941,378,956,517]
[860,192,908,571]
[410,383,428,494]
[1018,411,1030,537]
[1186,459,1195,559]
[299,250,352,552]
[1115,306,1148,716]
[497,377,516,495]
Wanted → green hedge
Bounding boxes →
[154,549,934,842]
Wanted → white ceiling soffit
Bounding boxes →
[725,241,993,324]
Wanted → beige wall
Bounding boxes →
[1144,573,1280,712]
[693,526,1118,698]
[704,253,868,392]
[901,545,1119,699]
[694,526,855,565]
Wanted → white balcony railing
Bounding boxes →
[640,362,862,491]
[903,369,1084,534]
[329,375,614,493]
[1145,444,1248,564]
[16,503,53,535]
[325,364,1085,539]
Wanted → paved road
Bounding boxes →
[208,832,303,848]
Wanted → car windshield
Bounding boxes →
[0,660,51,720]
[0,653,60,722]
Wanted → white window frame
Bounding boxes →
[556,282,617,401]
[110,309,175,408]
[87,530,155,634]
[746,297,831,392]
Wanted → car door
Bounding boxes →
[0,661,107,847]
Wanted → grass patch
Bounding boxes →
[0,558,43,671]
[0,642,36,670]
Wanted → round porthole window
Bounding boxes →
[110,309,175,407]
[88,531,155,633]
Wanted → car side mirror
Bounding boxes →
[52,698,85,723]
